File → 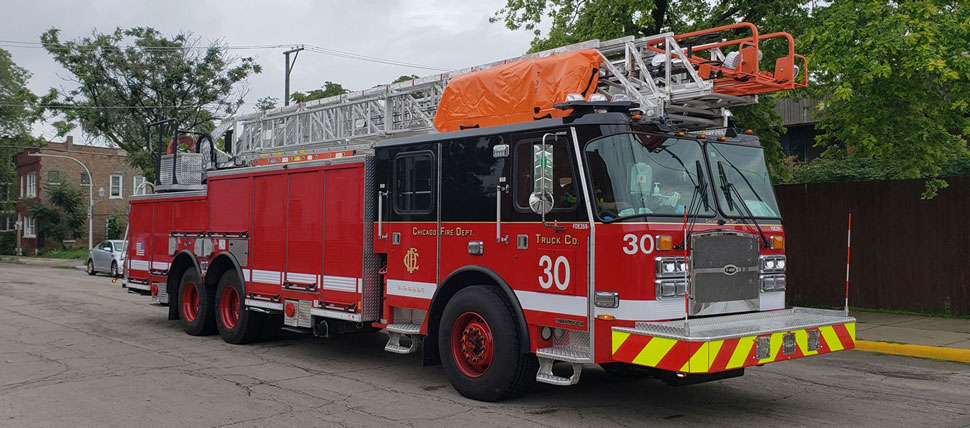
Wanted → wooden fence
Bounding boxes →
[775,178,970,316]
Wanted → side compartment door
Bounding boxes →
[286,170,324,295]
[152,202,172,274]
[250,174,286,298]
[322,166,364,310]
[127,203,153,280]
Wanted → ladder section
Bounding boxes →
[221,22,799,162]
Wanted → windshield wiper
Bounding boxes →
[717,160,769,248]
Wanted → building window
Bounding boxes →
[26,172,37,198]
[110,175,123,199]
[23,216,36,238]
[0,216,12,232]
[133,175,146,196]
[48,170,61,184]
[80,172,91,186]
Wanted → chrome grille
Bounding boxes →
[690,232,759,303]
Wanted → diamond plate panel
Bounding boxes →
[622,307,856,342]
[360,155,382,322]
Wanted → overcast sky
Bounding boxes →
[2,0,542,143]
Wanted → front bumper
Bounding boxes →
[611,307,855,373]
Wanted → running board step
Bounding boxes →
[384,323,421,354]
[536,356,583,386]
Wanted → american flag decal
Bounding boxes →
[136,242,145,256]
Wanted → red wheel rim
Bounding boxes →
[450,312,494,378]
[220,284,240,329]
[181,281,200,322]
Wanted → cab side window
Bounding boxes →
[514,140,578,212]
[393,152,435,214]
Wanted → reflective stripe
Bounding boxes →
[151,261,170,270]
[129,260,150,271]
[286,272,317,284]
[386,279,437,300]
[612,322,857,373]
[323,275,359,293]
[251,269,280,284]
[514,290,587,317]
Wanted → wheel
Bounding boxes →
[215,270,264,344]
[86,260,96,275]
[110,261,119,277]
[438,285,537,401]
[178,267,216,336]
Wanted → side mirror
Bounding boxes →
[529,192,554,215]
[529,142,555,215]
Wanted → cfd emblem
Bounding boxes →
[403,248,419,274]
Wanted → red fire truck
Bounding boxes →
[123,23,855,401]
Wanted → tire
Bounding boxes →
[178,267,216,336]
[86,260,96,276]
[110,261,119,277]
[438,285,537,402]
[215,270,264,344]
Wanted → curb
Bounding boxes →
[855,340,970,364]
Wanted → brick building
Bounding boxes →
[11,136,146,254]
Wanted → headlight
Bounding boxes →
[760,255,786,273]
[655,256,688,278]
[663,261,676,273]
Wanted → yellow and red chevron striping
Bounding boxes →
[611,323,856,373]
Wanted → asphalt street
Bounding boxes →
[1,261,968,428]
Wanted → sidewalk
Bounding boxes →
[852,310,970,363]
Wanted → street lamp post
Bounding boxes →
[28,153,99,250]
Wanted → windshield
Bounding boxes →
[585,133,714,221]
[707,143,780,218]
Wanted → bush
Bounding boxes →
[35,247,88,260]
[0,232,15,255]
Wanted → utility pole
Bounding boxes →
[284,46,305,106]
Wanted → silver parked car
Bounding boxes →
[87,240,126,277]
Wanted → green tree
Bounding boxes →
[255,96,278,112]
[290,81,349,103]
[0,48,39,228]
[29,180,85,248]
[491,0,812,171]
[39,27,262,182]
[393,74,420,83]
[105,210,127,240]
[802,0,970,197]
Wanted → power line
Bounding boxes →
[0,39,451,71]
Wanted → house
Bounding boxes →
[12,136,146,254]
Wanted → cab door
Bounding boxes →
[383,147,439,311]
[509,130,590,328]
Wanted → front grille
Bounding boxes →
[690,232,760,303]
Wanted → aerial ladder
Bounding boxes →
[154,22,806,190]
